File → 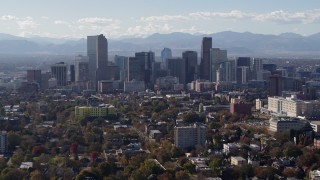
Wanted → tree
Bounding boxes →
[182,112,204,123]
[30,170,45,180]
[283,142,302,157]
[175,170,190,180]
[0,157,7,170]
[183,161,196,174]
[157,172,174,180]
[7,131,21,151]
[98,162,117,177]
[254,166,275,179]
[269,147,282,158]
[209,156,223,175]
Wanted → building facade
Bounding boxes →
[75,104,115,119]
[174,123,206,149]
[200,37,212,80]
[51,62,67,86]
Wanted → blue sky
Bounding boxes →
[1,0,320,38]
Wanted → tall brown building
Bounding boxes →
[200,37,212,80]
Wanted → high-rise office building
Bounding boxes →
[174,123,206,149]
[127,57,145,82]
[217,60,236,82]
[114,55,128,81]
[210,48,228,82]
[182,51,198,83]
[75,55,89,82]
[27,69,42,86]
[251,58,263,80]
[236,66,250,84]
[87,34,108,84]
[269,74,283,96]
[167,58,186,84]
[200,37,212,80]
[161,48,172,64]
[135,51,155,88]
[236,57,251,83]
[252,58,263,72]
[236,57,251,67]
[51,62,67,86]
[70,64,75,82]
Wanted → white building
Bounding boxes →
[174,123,206,149]
[309,170,320,180]
[269,117,308,132]
[310,121,320,133]
[268,96,320,118]
[268,96,304,117]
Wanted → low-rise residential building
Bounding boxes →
[223,143,240,155]
[311,121,320,133]
[149,130,163,142]
[75,104,115,119]
[310,170,320,180]
[248,157,260,167]
[231,156,247,166]
[314,138,320,149]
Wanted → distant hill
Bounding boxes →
[1,31,320,57]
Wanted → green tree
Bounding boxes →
[209,156,223,175]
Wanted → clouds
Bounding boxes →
[1,8,320,38]
[17,18,39,29]
[0,15,18,21]
[0,15,39,30]
[139,9,320,24]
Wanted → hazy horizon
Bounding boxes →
[1,0,320,38]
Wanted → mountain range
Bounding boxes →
[1,31,320,57]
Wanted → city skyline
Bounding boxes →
[1,0,320,38]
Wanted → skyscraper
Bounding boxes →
[182,51,198,83]
[127,57,145,82]
[167,58,186,84]
[200,37,212,80]
[161,47,172,64]
[236,66,250,84]
[236,57,251,83]
[251,58,263,80]
[210,48,227,82]
[236,57,251,67]
[51,62,67,86]
[87,34,108,84]
[217,60,236,82]
[114,55,128,81]
[70,64,75,82]
[75,55,89,82]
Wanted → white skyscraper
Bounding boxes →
[210,48,227,82]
